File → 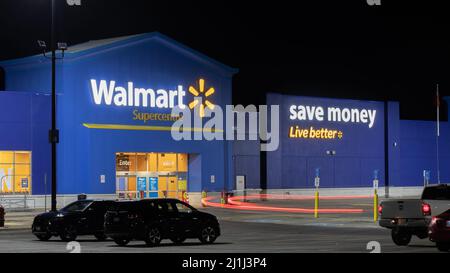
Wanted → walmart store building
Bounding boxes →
[0,33,236,207]
[1,32,450,208]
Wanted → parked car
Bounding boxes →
[379,184,450,246]
[429,209,450,252]
[32,200,116,242]
[0,204,4,227]
[104,198,220,247]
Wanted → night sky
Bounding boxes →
[0,0,449,120]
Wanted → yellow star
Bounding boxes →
[188,79,216,118]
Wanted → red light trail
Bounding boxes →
[201,194,369,214]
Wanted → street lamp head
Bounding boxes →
[37,40,47,49]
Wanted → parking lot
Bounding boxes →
[0,202,441,253]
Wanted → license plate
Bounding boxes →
[113,217,120,223]
[446,221,450,228]
[35,226,41,231]
[397,219,407,225]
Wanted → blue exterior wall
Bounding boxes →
[0,91,51,194]
[266,93,386,189]
[0,33,236,195]
[396,120,450,186]
[232,138,260,190]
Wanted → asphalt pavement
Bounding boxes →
[0,201,442,253]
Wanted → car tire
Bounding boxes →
[170,236,186,245]
[94,232,107,241]
[436,242,450,252]
[144,226,162,247]
[113,237,131,246]
[199,225,218,244]
[60,225,78,242]
[391,228,412,246]
[35,233,52,241]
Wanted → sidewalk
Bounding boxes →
[0,209,44,230]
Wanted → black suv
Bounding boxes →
[104,199,220,246]
[32,200,115,242]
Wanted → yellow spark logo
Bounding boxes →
[188,79,215,118]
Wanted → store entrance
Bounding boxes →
[115,152,188,200]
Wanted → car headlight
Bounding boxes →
[56,213,64,218]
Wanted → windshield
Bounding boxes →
[60,201,93,212]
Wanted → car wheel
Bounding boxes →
[144,226,162,247]
[94,232,107,241]
[436,242,450,252]
[170,236,186,245]
[199,225,218,244]
[60,225,78,242]
[391,228,412,246]
[113,237,131,246]
[35,233,52,241]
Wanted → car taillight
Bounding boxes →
[378,204,383,215]
[431,216,438,225]
[422,202,431,216]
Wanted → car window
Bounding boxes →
[422,186,450,200]
[141,201,157,212]
[156,202,169,213]
[60,201,93,212]
[92,201,114,212]
[174,202,194,213]
[108,201,139,212]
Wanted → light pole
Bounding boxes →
[49,0,59,211]
[37,1,79,211]
[37,1,64,212]
[50,0,58,212]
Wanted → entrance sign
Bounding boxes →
[137,177,147,191]
[149,177,158,198]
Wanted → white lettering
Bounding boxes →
[90,79,186,109]
[91,79,114,105]
[290,104,377,128]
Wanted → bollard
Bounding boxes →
[372,170,379,222]
[373,189,379,222]
[314,190,319,218]
[314,168,320,218]
[220,191,225,205]
[201,190,207,207]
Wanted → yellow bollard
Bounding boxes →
[314,190,319,218]
[373,189,379,222]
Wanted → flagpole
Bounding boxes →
[436,84,440,184]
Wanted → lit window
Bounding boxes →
[0,151,31,194]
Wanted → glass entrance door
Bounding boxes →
[115,152,188,200]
